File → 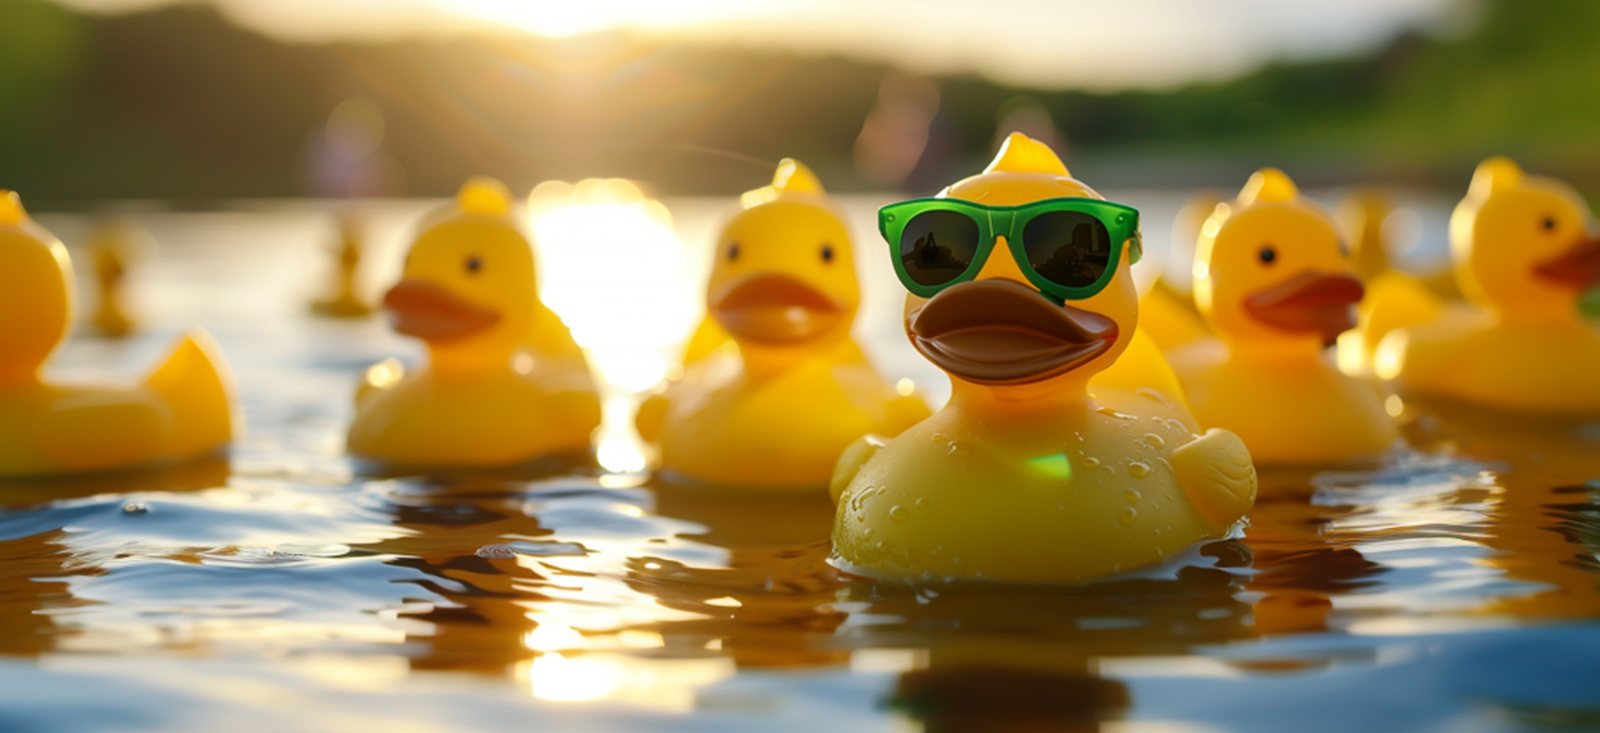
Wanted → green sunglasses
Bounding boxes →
[879,197,1142,302]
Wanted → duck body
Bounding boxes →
[830,134,1256,584]
[1169,340,1394,464]
[0,191,235,477]
[1167,169,1397,465]
[348,178,601,467]
[833,382,1252,583]
[639,160,929,490]
[1368,158,1600,414]
[643,339,924,489]
[348,356,598,466]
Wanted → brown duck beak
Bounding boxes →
[384,279,501,341]
[1533,236,1600,289]
[1243,271,1364,346]
[908,278,1118,385]
[710,273,846,344]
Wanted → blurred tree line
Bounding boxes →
[1,0,1597,204]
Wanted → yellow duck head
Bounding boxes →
[1450,157,1600,319]
[706,159,860,349]
[0,191,74,385]
[384,178,537,364]
[899,132,1138,395]
[1194,168,1363,350]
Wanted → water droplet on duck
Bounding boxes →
[1119,507,1138,526]
[1083,456,1101,469]
[1128,461,1152,478]
[889,505,910,522]
[1124,488,1142,503]
[1143,433,1165,449]
[1096,407,1136,420]
[947,440,971,456]
[914,497,928,508]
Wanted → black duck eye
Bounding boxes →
[465,256,482,274]
[1258,245,1277,265]
[728,243,740,262]
[1542,217,1558,232]
[821,244,835,263]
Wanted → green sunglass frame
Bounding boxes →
[878,196,1142,302]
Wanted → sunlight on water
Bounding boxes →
[529,179,698,475]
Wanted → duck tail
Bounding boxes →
[1138,279,1208,352]
[144,328,237,459]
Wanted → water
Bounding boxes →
[3,196,1599,732]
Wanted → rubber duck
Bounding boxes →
[0,190,236,476]
[1166,169,1397,465]
[85,218,150,337]
[311,213,374,318]
[1361,158,1600,413]
[347,177,601,466]
[828,134,1257,583]
[634,159,930,490]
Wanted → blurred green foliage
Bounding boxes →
[0,0,1597,202]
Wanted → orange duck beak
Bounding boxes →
[1533,235,1600,290]
[1243,272,1365,346]
[383,279,501,341]
[710,273,846,344]
[908,279,1118,385]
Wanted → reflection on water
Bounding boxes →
[2,199,1599,732]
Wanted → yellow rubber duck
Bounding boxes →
[1166,169,1397,465]
[635,159,930,490]
[311,213,374,318]
[1362,158,1600,413]
[828,134,1257,583]
[0,190,236,476]
[348,177,601,466]
[86,218,147,337]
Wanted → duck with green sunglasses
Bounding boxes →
[828,133,1258,583]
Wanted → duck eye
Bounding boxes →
[728,243,740,262]
[465,256,482,274]
[1542,217,1557,232]
[1258,245,1277,265]
[821,244,835,263]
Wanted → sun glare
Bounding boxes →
[440,0,768,37]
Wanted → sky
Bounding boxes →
[55,0,1472,90]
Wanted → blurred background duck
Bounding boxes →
[1356,158,1600,413]
[635,159,930,490]
[348,177,600,466]
[1166,169,1397,465]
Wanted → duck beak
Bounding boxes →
[908,278,1118,385]
[383,279,501,341]
[1533,235,1600,289]
[1243,271,1364,346]
[710,273,846,344]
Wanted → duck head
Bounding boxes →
[1451,157,1600,320]
[1194,169,1364,351]
[706,159,860,350]
[385,178,536,365]
[900,133,1137,397]
[0,191,73,385]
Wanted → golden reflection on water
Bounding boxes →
[2,203,1599,730]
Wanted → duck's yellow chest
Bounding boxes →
[654,352,906,489]
[1170,343,1397,464]
[832,390,1221,583]
[347,368,600,466]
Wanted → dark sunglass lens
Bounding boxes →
[1022,211,1113,290]
[900,210,979,287]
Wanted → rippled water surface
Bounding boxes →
[4,197,1600,732]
